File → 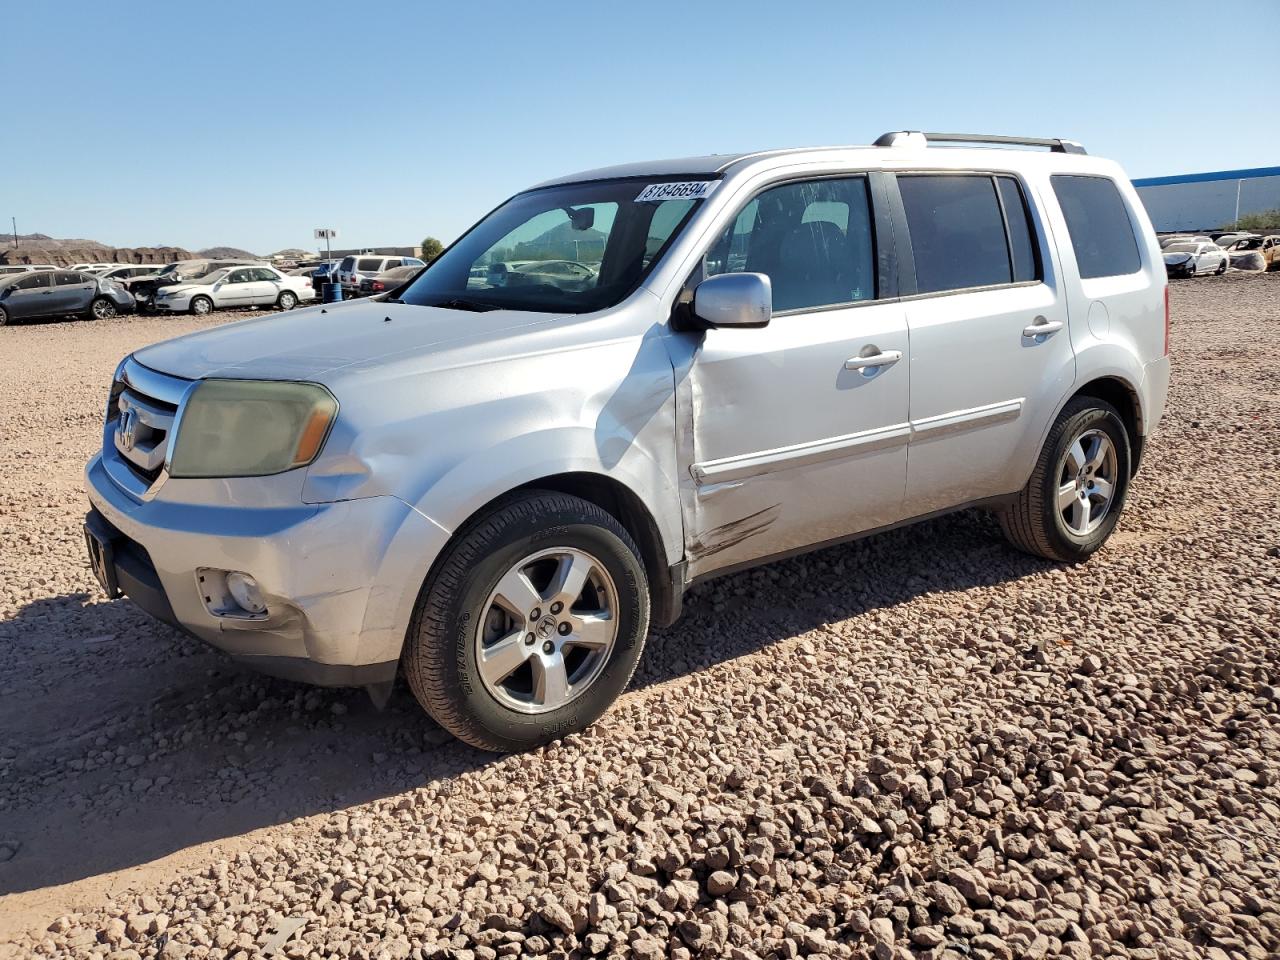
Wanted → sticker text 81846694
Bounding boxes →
[635,181,719,203]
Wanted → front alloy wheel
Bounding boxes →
[403,490,650,751]
[476,547,619,714]
[91,298,117,320]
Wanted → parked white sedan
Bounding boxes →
[153,266,316,315]
[1162,241,1229,279]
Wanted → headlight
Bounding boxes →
[167,380,337,478]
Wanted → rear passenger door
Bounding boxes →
[893,173,1075,515]
[53,271,97,314]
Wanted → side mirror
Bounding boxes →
[692,272,772,328]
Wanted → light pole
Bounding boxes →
[1234,179,1243,229]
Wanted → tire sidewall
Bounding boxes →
[420,501,648,750]
[1042,403,1131,559]
[191,297,212,315]
[279,291,297,310]
[0,306,8,326]
[91,298,114,320]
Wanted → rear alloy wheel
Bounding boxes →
[90,297,117,320]
[190,296,213,316]
[0,305,9,326]
[403,491,650,751]
[998,396,1131,562]
[277,290,298,311]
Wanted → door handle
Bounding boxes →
[845,349,903,371]
[1022,316,1063,338]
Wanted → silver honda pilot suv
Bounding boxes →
[84,131,1171,751]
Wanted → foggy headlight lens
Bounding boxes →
[168,379,337,478]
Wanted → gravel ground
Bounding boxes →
[1,277,1278,960]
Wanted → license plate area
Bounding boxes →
[84,514,121,598]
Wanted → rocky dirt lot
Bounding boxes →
[1,278,1278,960]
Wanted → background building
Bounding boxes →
[1134,166,1280,232]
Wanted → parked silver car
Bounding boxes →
[0,269,135,325]
[84,131,1170,750]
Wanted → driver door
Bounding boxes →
[216,269,253,306]
[678,175,911,578]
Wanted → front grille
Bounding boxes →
[106,358,191,488]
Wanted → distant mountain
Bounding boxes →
[271,248,311,260]
[199,246,258,259]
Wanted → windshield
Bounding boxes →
[399,178,709,313]
[1166,243,1197,254]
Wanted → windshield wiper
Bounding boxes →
[427,297,500,312]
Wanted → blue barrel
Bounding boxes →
[322,281,343,303]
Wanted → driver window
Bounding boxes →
[704,178,876,312]
[14,272,52,290]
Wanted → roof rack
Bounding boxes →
[874,131,1087,155]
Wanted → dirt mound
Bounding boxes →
[0,235,196,268]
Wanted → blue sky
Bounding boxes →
[6,1,1277,255]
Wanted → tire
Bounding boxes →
[1185,264,1196,278]
[403,490,650,752]
[998,396,1131,563]
[0,306,8,326]
[190,296,213,316]
[277,290,298,311]
[1215,260,1227,276]
[90,297,117,321]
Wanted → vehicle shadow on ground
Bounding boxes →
[0,507,1051,898]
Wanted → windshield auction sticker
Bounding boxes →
[635,181,720,203]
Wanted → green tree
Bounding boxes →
[1221,208,1280,231]
[420,237,445,262]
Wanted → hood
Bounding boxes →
[1162,251,1193,262]
[132,298,567,381]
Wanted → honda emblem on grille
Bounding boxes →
[119,408,138,453]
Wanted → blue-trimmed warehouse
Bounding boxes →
[1134,166,1280,232]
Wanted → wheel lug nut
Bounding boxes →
[530,607,541,621]
[525,633,535,645]
[550,601,563,614]
[558,621,571,635]
[542,641,554,654]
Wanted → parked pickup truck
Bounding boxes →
[84,131,1170,751]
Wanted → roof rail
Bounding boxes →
[874,131,1087,155]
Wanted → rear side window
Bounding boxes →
[357,258,382,271]
[899,175,1015,294]
[340,257,355,270]
[1051,175,1141,279]
[54,271,88,285]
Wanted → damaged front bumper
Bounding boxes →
[84,452,450,687]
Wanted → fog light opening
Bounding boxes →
[226,571,267,616]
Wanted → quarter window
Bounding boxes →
[705,177,876,312]
[898,175,1016,294]
[1050,175,1141,279]
[996,176,1040,283]
[54,271,89,286]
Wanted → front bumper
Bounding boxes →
[84,452,451,686]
